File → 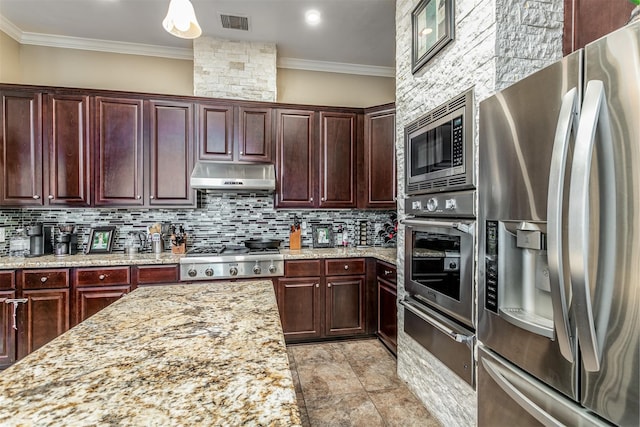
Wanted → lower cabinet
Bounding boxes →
[132,264,179,287]
[376,261,397,354]
[325,275,365,336]
[19,288,69,359]
[0,289,17,368]
[277,276,322,340]
[73,266,131,325]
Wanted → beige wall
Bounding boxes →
[0,31,21,83]
[1,31,395,107]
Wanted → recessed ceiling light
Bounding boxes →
[305,9,321,26]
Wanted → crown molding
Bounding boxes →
[0,15,395,77]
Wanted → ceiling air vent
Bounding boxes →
[220,14,249,31]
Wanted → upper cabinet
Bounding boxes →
[94,96,144,206]
[360,106,396,209]
[319,112,358,208]
[198,103,273,163]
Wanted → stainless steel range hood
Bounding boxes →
[190,162,276,191]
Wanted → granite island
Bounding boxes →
[0,280,301,426]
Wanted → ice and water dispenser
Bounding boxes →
[485,220,555,339]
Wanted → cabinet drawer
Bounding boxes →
[284,260,322,277]
[134,265,179,285]
[74,266,130,287]
[376,261,397,285]
[22,269,70,289]
[0,270,16,290]
[325,258,365,276]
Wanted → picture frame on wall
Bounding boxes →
[412,0,455,74]
[86,226,116,254]
[312,224,335,248]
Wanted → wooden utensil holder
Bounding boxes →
[289,229,301,250]
[171,234,187,254]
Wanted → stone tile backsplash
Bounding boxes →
[0,192,395,255]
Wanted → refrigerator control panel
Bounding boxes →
[485,220,499,313]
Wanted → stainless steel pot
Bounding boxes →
[244,238,282,250]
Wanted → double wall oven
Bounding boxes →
[401,89,476,387]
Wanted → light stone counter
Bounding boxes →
[0,247,397,269]
[0,281,301,426]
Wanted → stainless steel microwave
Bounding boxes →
[405,89,474,194]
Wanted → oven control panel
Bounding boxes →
[180,258,284,281]
[406,189,475,218]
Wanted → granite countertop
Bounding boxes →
[0,280,301,426]
[0,247,397,269]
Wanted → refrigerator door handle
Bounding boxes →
[547,87,579,363]
[568,80,617,372]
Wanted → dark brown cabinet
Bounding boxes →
[94,96,144,206]
[275,109,316,208]
[361,106,396,209]
[563,0,635,55]
[73,266,131,325]
[0,274,17,368]
[0,89,43,206]
[376,261,397,354]
[148,100,196,207]
[277,260,322,340]
[319,112,358,208]
[198,102,234,161]
[238,107,272,162]
[133,264,179,287]
[325,276,365,336]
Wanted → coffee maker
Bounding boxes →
[26,223,45,256]
[54,225,78,256]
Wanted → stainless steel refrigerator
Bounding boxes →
[477,21,639,426]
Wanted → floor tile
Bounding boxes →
[338,339,395,364]
[305,392,385,427]
[350,357,403,392]
[296,360,365,400]
[369,387,442,427]
[289,342,347,365]
[291,367,303,394]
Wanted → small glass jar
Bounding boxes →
[9,228,30,257]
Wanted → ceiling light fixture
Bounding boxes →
[305,9,321,26]
[162,0,202,39]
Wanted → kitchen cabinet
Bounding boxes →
[0,270,17,369]
[148,100,196,207]
[325,258,366,336]
[361,105,396,209]
[277,260,322,340]
[238,106,272,162]
[275,109,316,208]
[319,112,358,208]
[73,266,131,325]
[376,261,397,355]
[132,264,179,287]
[94,96,144,206]
[563,0,635,55]
[197,102,234,161]
[0,89,43,206]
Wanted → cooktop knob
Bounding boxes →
[188,269,197,278]
[229,267,238,276]
[449,262,457,269]
[426,198,438,212]
[268,264,277,274]
[205,268,214,277]
[253,263,262,274]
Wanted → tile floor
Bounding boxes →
[287,339,441,427]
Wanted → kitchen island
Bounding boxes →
[0,280,301,426]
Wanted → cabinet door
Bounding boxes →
[325,275,365,336]
[133,264,179,287]
[148,100,196,206]
[377,278,397,355]
[0,90,43,206]
[277,277,321,341]
[275,109,316,208]
[0,290,16,368]
[238,107,272,162]
[198,103,234,161]
[362,109,396,208]
[44,93,91,206]
[94,96,144,206]
[18,289,69,359]
[319,112,357,208]
[74,285,131,325]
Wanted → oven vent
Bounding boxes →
[220,13,249,30]
[431,105,449,121]
[448,94,467,110]
[448,176,468,186]
[432,178,449,189]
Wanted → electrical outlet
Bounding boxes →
[0,227,5,243]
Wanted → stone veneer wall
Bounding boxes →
[394,0,563,426]
[193,37,277,101]
[0,193,395,255]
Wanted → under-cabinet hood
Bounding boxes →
[190,162,276,191]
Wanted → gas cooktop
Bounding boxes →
[185,245,279,257]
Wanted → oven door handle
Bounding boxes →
[401,218,475,235]
[400,299,474,346]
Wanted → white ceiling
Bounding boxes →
[0,0,397,77]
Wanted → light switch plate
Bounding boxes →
[0,227,5,243]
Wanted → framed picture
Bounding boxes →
[312,224,334,248]
[86,226,116,254]
[412,0,454,74]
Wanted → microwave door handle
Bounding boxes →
[568,80,617,372]
[547,87,579,363]
[401,219,474,235]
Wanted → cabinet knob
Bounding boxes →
[310,197,314,202]
[321,197,325,201]
[136,195,142,200]
[240,151,243,155]
[150,196,155,199]
[315,283,319,288]
[327,283,332,288]
[344,265,349,270]
[98,274,106,280]
[48,195,54,200]
[40,276,48,283]
[33,195,40,199]
[384,270,393,275]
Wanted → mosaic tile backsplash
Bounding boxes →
[0,192,396,256]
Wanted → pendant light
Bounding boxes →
[162,0,202,39]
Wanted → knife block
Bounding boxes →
[171,234,187,254]
[289,229,301,250]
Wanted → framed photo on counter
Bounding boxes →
[86,226,116,254]
[412,0,454,74]
[312,224,334,248]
